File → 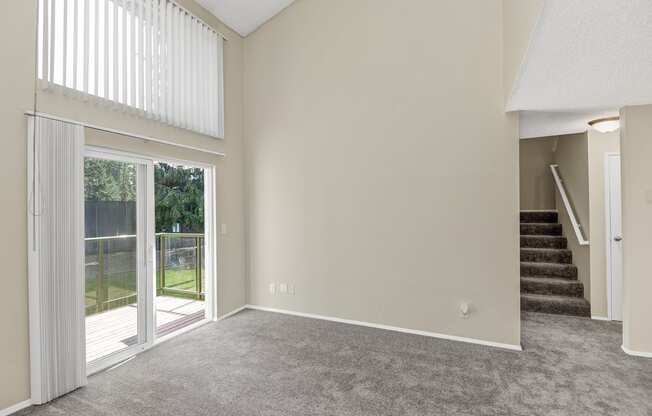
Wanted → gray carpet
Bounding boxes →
[17,310,652,416]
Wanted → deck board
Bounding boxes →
[86,296,205,363]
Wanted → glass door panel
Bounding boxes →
[154,162,207,337]
[84,153,150,368]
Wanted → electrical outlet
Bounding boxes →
[269,283,276,295]
[279,283,288,294]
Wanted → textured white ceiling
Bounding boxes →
[509,0,652,112]
[195,0,296,37]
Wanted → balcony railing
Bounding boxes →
[85,233,205,316]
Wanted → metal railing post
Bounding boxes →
[159,234,166,294]
[96,239,106,312]
[195,236,202,297]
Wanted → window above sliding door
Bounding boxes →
[37,0,225,138]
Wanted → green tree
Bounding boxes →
[84,159,136,201]
[155,163,204,233]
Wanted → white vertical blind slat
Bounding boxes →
[112,0,119,103]
[103,0,109,99]
[138,0,144,111]
[94,0,99,96]
[152,0,159,118]
[42,0,50,86]
[62,0,68,88]
[217,36,224,138]
[72,0,78,91]
[130,0,136,107]
[145,0,152,116]
[83,0,89,95]
[122,0,127,106]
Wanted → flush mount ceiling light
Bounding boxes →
[588,117,620,133]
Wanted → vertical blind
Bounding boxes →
[28,116,87,404]
[37,0,225,138]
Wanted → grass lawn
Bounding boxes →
[85,268,201,308]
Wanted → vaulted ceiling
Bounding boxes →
[195,0,296,37]
[510,0,652,138]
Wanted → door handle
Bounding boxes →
[614,236,623,242]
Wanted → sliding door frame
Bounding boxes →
[84,146,217,374]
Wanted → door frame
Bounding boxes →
[604,152,621,321]
[84,147,217,374]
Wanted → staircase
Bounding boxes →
[520,211,590,317]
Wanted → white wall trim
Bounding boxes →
[591,316,610,321]
[245,305,523,352]
[0,399,32,416]
[622,345,652,359]
[217,306,248,322]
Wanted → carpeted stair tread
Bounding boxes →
[520,211,558,224]
[520,235,568,249]
[520,248,572,264]
[521,261,578,279]
[521,294,591,317]
[520,223,563,236]
[521,276,584,297]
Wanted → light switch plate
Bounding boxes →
[279,283,288,294]
[269,283,276,294]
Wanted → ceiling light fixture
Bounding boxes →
[588,117,620,133]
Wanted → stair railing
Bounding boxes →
[550,164,589,246]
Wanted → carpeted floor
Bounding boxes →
[17,310,652,416]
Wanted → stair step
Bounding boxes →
[521,294,590,317]
[520,211,558,224]
[520,248,572,264]
[520,223,562,236]
[521,262,577,278]
[521,235,568,249]
[521,277,584,297]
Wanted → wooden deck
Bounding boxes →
[86,296,205,363]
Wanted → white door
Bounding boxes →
[606,153,623,321]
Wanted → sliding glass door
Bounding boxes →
[83,147,215,374]
[84,149,154,373]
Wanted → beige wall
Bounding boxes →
[553,133,591,301]
[620,105,652,354]
[587,130,620,318]
[519,136,558,210]
[0,1,246,409]
[243,0,525,347]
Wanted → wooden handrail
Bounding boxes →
[550,165,589,246]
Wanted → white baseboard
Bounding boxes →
[0,399,31,416]
[622,345,652,358]
[591,316,610,321]
[245,305,522,352]
[217,306,247,322]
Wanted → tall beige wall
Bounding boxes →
[0,2,37,408]
[0,0,246,409]
[587,130,620,318]
[553,133,591,301]
[620,105,652,355]
[519,136,558,210]
[244,0,523,347]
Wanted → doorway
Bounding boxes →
[605,153,623,321]
[84,147,215,374]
